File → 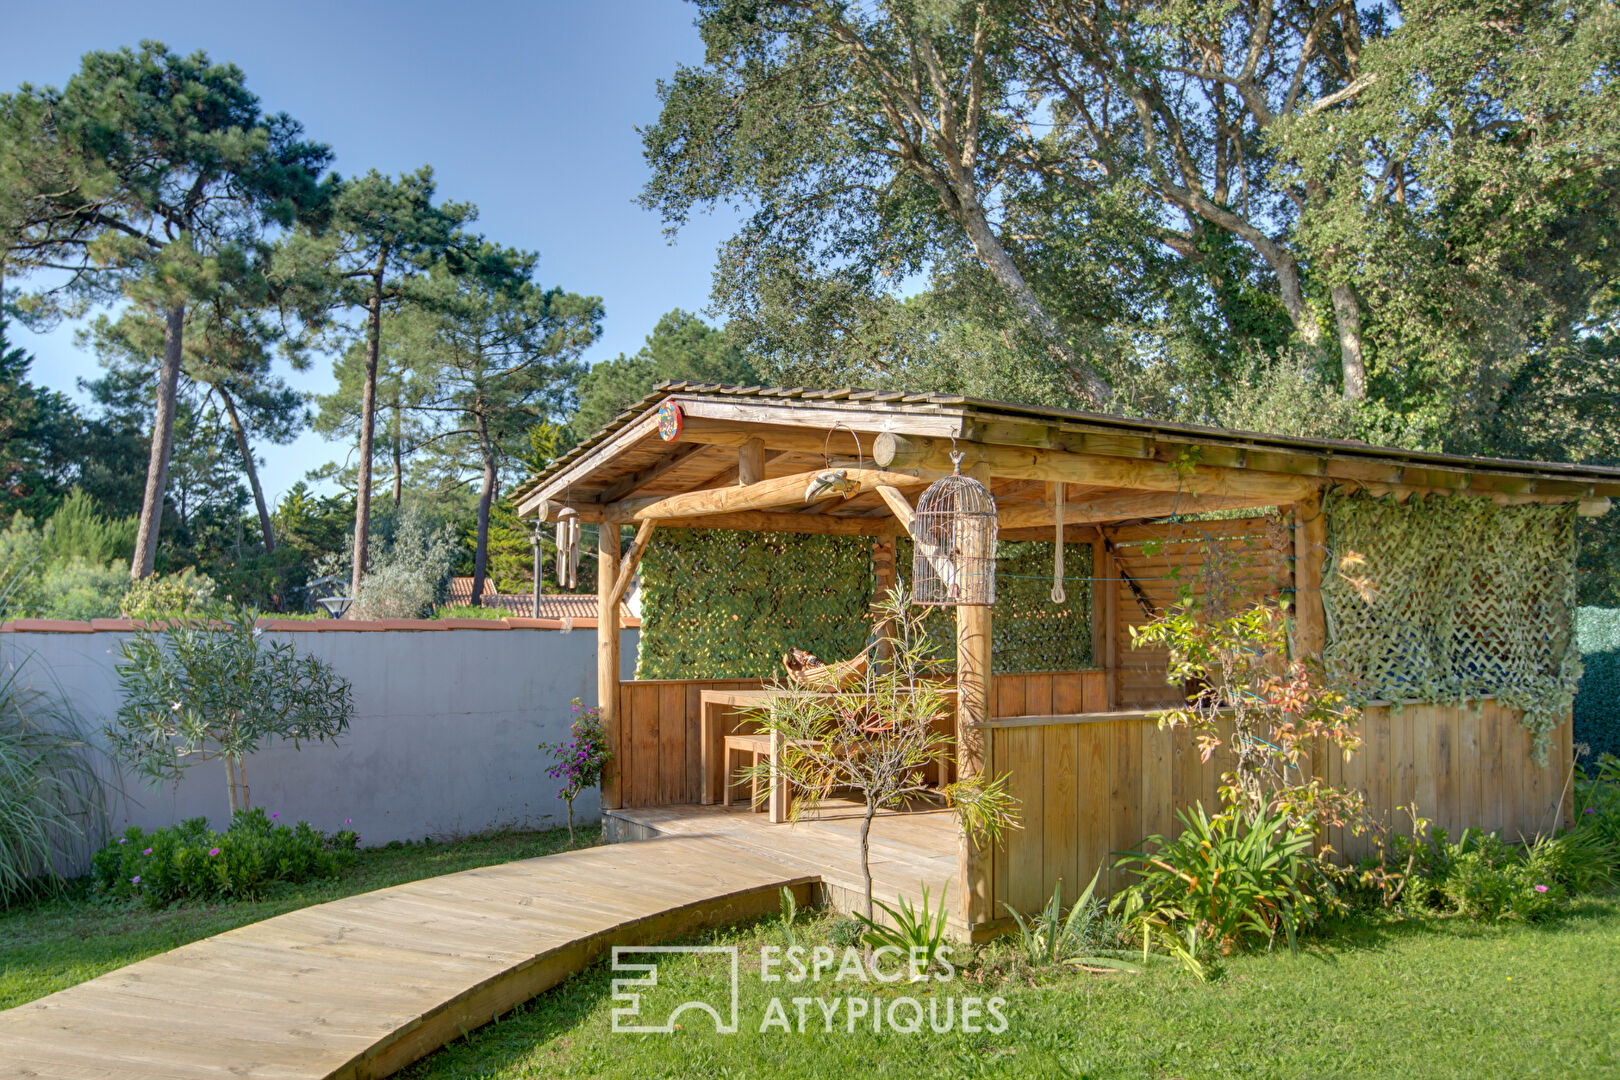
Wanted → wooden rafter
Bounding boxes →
[605,468,928,524]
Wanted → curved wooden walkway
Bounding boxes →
[0,836,814,1080]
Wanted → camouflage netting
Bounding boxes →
[895,538,1095,673]
[1321,491,1583,759]
[635,530,874,680]
[636,532,1095,679]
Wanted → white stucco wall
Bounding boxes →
[2,624,637,861]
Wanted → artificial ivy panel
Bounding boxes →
[635,530,875,680]
[1321,491,1583,759]
[896,539,1094,673]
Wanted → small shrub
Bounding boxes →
[108,606,353,814]
[120,568,216,619]
[90,808,358,908]
[352,507,457,619]
[1113,803,1325,975]
[39,558,128,620]
[827,917,865,948]
[540,698,612,843]
[855,879,953,972]
[1006,869,1129,970]
[1393,828,1576,922]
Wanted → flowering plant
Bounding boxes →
[541,698,612,843]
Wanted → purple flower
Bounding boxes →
[1534,884,1549,893]
[142,848,153,855]
[344,819,352,825]
[208,848,221,857]
[1585,808,1596,815]
[271,813,278,820]
[118,837,127,845]
[131,875,141,885]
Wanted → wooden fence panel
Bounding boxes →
[990,702,1573,914]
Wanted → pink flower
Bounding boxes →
[208,848,221,857]
[1534,884,1549,893]
[344,819,351,825]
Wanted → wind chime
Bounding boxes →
[911,449,998,607]
[555,507,581,590]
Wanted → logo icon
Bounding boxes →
[610,945,740,1034]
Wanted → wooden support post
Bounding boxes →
[1090,535,1108,682]
[1293,490,1329,854]
[738,437,765,486]
[1293,491,1327,660]
[957,462,994,929]
[597,522,622,810]
[1099,536,1118,709]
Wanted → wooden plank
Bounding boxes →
[1480,701,1506,834]
[628,683,661,808]
[1456,706,1482,842]
[1503,707,1527,840]
[1075,721,1111,895]
[685,682,704,806]
[658,682,685,805]
[1140,717,1174,843]
[1044,723,1081,902]
[1434,706,1457,839]
[1109,720,1143,896]
[1007,726,1046,913]
[1394,707,1418,833]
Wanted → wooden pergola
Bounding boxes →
[516,382,1618,930]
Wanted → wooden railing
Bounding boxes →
[610,669,1108,810]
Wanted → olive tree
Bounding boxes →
[109,607,352,816]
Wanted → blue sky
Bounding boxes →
[2,0,739,503]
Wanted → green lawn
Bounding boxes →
[400,898,1620,1080]
[0,825,597,1010]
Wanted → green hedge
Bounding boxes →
[1576,607,1620,763]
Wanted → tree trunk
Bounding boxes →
[131,302,186,579]
[391,402,403,509]
[951,189,1113,408]
[470,414,497,607]
[351,254,385,598]
[217,384,275,553]
[1329,283,1367,399]
[860,799,877,921]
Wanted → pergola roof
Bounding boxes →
[513,382,1619,535]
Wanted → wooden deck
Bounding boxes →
[0,837,814,1080]
[604,798,964,935]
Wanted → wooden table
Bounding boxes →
[700,689,779,806]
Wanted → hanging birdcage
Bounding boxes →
[911,454,998,607]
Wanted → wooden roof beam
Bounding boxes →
[995,490,1279,531]
[605,467,929,524]
[872,432,1321,503]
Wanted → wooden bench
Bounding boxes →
[720,732,813,824]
